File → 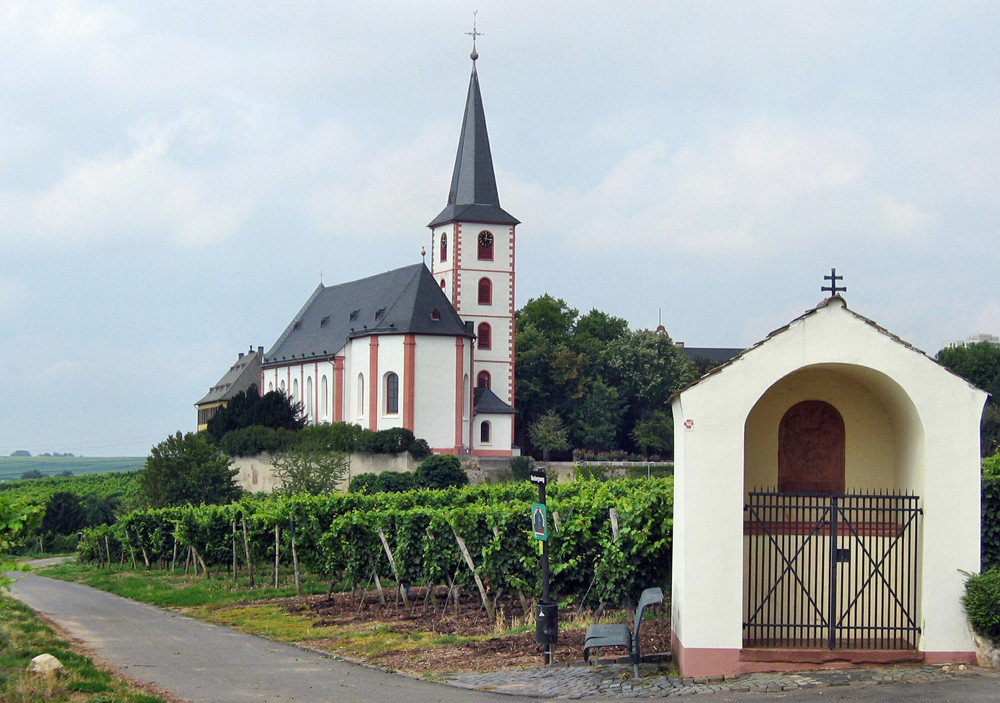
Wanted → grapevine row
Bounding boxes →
[79,478,673,607]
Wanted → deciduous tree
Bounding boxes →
[140,432,241,508]
[529,410,571,461]
[937,342,1000,455]
[271,447,349,495]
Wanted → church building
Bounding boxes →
[259,44,517,457]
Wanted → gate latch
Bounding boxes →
[835,548,851,563]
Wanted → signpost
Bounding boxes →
[531,467,557,664]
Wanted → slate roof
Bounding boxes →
[679,346,745,365]
[474,386,515,415]
[196,348,262,406]
[262,264,471,367]
[428,60,519,228]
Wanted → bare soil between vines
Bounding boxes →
[275,586,672,674]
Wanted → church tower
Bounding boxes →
[429,39,518,445]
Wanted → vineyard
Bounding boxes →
[0,456,145,481]
[79,477,673,610]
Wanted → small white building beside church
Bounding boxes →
[259,46,517,457]
[670,294,987,676]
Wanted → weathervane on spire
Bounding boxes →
[466,10,483,61]
[821,267,846,297]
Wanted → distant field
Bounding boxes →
[0,456,145,481]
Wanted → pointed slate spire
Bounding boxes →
[429,51,519,228]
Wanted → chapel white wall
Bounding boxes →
[672,300,987,658]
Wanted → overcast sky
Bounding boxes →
[3,1,999,457]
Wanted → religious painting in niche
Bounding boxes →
[778,400,845,495]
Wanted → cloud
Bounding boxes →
[509,118,878,256]
[879,195,932,239]
[30,119,254,248]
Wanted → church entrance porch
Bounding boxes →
[743,491,921,652]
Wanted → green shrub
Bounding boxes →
[963,568,1000,642]
[625,463,674,479]
[369,428,414,454]
[295,423,366,452]
[408,438,431,461]
[984,453,1000,479]
[509,456,534,481]
[219,425,293,456]
[984,476,1000,571]
[348,473,378,493]
[415,455,468,489]
[574,464,610,481]
[375,471,418,493]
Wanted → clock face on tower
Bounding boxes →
[478,232,493,247]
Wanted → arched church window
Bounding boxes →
[357,373,365,417]
[440,279,446,290]
[321,375,329,419]
[385,372,399,415]
[477,231,494,260]
[480,421,491,444]
[477,322,492,350]
[440,233,448,262]
[478,277,492,305]
[477,370,491,389]
[305,377,313,419]
[292,378,299,401]
[280,379,286,393]
[268,382,274,393]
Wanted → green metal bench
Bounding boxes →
[582,587,663,677]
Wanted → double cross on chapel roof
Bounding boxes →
[822,268,847,297]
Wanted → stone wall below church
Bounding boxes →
[232,451,420,494]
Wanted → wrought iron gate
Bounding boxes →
[743,492,921,650]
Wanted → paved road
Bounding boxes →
[8,570,525,703]
[7,568,1000,702]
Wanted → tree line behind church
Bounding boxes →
[515,295,695,460]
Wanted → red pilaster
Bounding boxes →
[333,356,344,423]
[369,337,379,432]
[454,338,465,452]
[403,335,416,432]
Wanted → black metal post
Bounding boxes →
[828,496,838,649]
[540,471,554,664]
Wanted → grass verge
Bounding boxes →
[0,593,168,703]
[39,563,488,661]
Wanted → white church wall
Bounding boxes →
[413,335,468,452]
[472,414,513,454]
[374,335,405,427]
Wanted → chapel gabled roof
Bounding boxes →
[672,295,980,398]
[196,348,262,406]
[428,57,519,228]
[262,264,471,367]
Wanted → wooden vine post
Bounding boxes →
[274,524,280,588]
[241,517,255,588]
[377,527,409,607]
[451,527,494,620]
[231,521,238,581]
[289,518,301,597]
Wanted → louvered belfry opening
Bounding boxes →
[743,490,921,650]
